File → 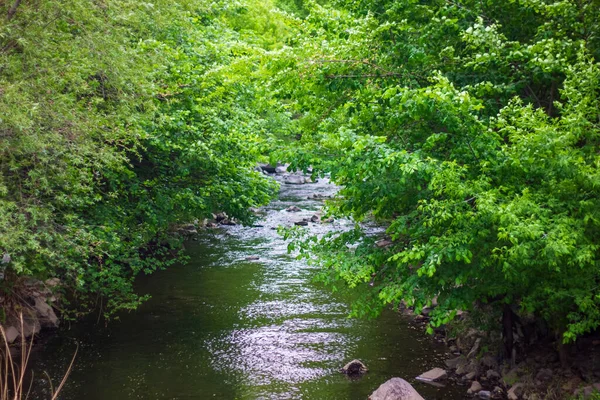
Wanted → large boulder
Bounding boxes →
[369,378,424,400]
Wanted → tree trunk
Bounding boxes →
[557,330,570,368]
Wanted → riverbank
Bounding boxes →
[402,300,600,400]
[0,278,61,345]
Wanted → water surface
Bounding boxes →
[30,175,464,399]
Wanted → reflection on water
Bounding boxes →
[29,175,464,399]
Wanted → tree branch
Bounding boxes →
[7,0,22,20]
[325,72,405,79]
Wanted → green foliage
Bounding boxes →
[2,0,599,345]
[271,0,600,342]
[0,0,285,317]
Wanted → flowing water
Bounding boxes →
[30,175,464,399]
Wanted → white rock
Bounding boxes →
[478,391,491,399]
[468,381,483,395]
[416,367,447,382]
[284,175,305,185]
[369,377,424,400]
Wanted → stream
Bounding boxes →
[30,174,464,399]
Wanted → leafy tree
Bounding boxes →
[273,0,600,347]
[0,0,286,317]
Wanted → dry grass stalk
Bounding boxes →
[0,313,77,400]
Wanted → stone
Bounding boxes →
[34,297,59,328]
[445,356,466,369]
[258,163,277,173]
[284,175,306,185]
[1,253,10,264]
[294,221,309,226]
[456,360,477,376]
[467,381,483,395]
[3,326,18,343]
[44,278,61,288]
[177,224,198,235]
[467,337,482,359]
[310,215,320,223]
[368,377,424,400]
[465,371,478,381]
[375,239,393,248]
[481,354,498,369]
[535,368,552,382]
[286,206,301,212]
[275,165,288,174]
[220,219,237,226]
[478,390,491,399]
[507,383,525,400]
[341,359,368,375]
[416,367,447,383]
[421,307,433,316]
[215,212,228,222]
[245,256,260,261]
[486,369,501,380]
